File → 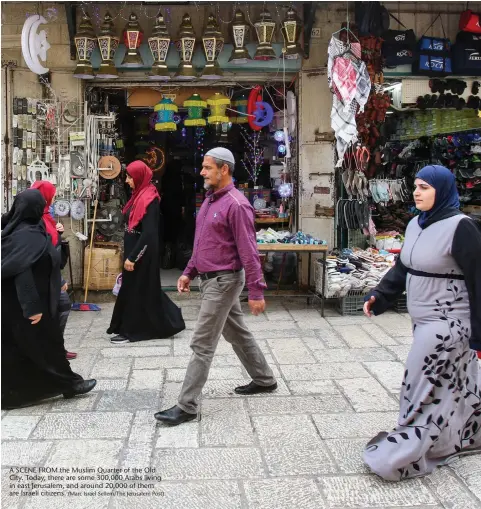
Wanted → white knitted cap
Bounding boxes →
[205,147,235,165]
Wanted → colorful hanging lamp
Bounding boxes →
[183,94,207,127]
[121,12,144,67]
[201,14,224,79]
[148,11,171,81]
[281,8,302,59]
[174,14,197,80]
[231,94,249,124]
[96,12,120,79]
[254,9,277,61]
[154,97,178,131]
[73,13,97,79]
[229,9,251,64]
[207,93,231,125]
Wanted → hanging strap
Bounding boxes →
[421,13,442,37]
[389,12,408,30]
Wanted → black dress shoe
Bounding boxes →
[234,381,278,395]
[154,405,197,425]
[63,379,97,399]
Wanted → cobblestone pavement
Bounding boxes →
[2,295,481,509]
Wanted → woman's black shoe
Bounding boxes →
[110,335,130,344]
[63,379,97,399]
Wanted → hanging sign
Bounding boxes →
[21,15,50,75]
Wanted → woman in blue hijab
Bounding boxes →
[363,165,481,481]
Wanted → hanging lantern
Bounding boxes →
[73,13,97,79]
[229,9,251,64]
[207,93,231,124]
[154,97,178,131]
[121,12,144,67]
[231,94,249,124]
[183,94,207,127]
[96,12,120,79]
[201,14,224,79]
[174,13,197,80]
[148,11,171,81]
[254,9,277,61]
[281,8,302,59]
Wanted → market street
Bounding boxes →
[2,295,480,509]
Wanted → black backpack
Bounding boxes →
[355,1,390,37]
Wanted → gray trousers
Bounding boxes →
[178,271,276,414]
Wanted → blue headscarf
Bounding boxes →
[415,165,460,228]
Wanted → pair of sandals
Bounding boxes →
[337,199,370,231]
[342,169,369,200]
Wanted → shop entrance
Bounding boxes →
[87,84,295,289]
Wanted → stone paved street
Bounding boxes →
[2,295,481,509]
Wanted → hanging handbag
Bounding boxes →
[459,9,481,34]
[382,12,416,68]
[416,14,452,76]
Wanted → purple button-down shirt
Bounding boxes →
[183,183,266,300]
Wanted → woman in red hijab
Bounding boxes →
[107,161,185,343]
[30,181,77,361]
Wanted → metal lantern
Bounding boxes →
[281,8,302,59]
[207,92,231,125]
[96,12,120,79]
[184,94,207,127]
[148,11,171,81]
[73,13,97,79]
[229,9,251,64]
[254,9,277,61]
[174,13,196,80]
[201,14,224,79]
[121,12,144,67]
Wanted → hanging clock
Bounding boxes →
[54,200,71,217]
[70,199,86,220]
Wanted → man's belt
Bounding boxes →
[198,269,242,281]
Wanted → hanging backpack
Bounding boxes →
[382,12,417,68]
[415,14,452,76]
[452,31,481,75]
[355,1,390,37]
[459,9,481,34]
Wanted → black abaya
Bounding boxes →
[107,200,185,341]
[2,247,83,407]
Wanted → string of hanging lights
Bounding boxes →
[72,5,302,80]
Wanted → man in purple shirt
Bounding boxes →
[154,147,277,425]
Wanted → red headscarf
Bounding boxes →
[123,160,160,230]
[30,180,58,245]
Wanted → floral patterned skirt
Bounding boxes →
[363,318,481,481]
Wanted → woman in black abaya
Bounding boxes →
[107,161,185,344]
[1,190,96,409]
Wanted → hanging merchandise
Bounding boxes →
[174,13,197,80]
[121,12,144,67]
[144,146,166,172]
[21,14,50,75]
[459,9,481,34]
[207,93,230,124]
[27,157,50,183]
[70,150,87,177]
[239,126,264,185]
[281,7,302,59]
[154,97,178,131]
[328,27,371,166]
[415,15,452,76]
[452,32,481,75]
[98,155,121,179]
[254,9,277,60]
[54,199,71,217]
[183,94,207,126]
[381,13,416,69]
[230,94,249,124]
[148,11,171,81]
[73,12,97,79]
[70,199,86,220]
[229,9,251,64]
[201,14,224,79]
[96,12,120,79]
